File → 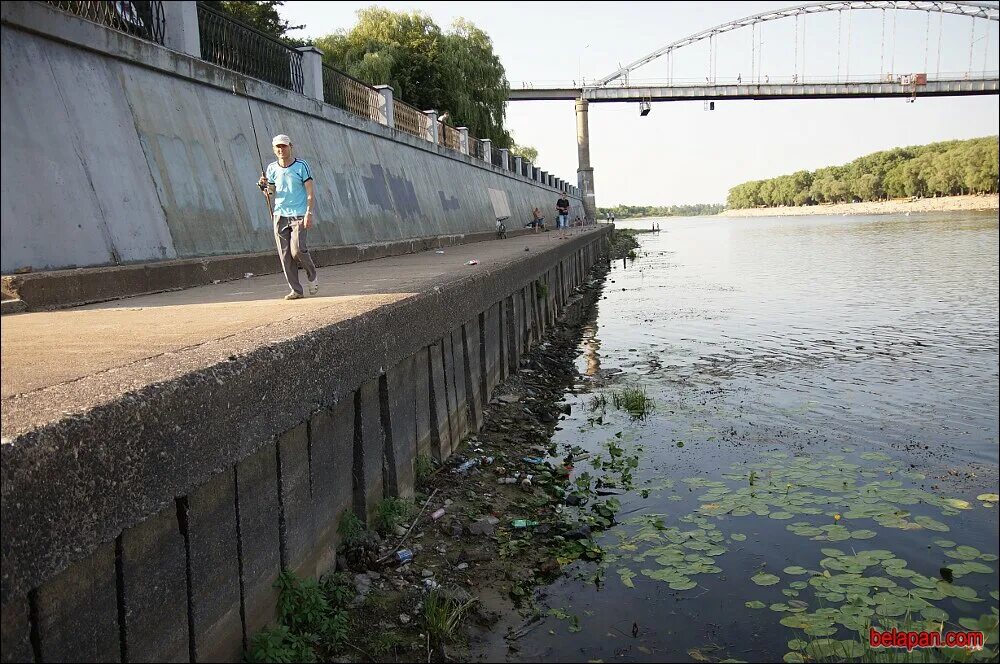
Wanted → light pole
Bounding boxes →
[579,44,590,86]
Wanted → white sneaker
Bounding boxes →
[307,277,319,296]
[284,291,303,301]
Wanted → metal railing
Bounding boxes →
[322,65,381,122]
[197,2,303,93]
[45,1,165,44]
[441,123,461,152]
[469,135,484,159]
[394,100,426,139]
[491,145,504,168]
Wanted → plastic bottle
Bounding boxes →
[394,549,414,564]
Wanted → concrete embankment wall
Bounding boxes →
[0,2,582,274]
[0,231,610,663]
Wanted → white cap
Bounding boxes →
[272,134,292,146]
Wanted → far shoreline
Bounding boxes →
[604,194,999,222]
[717,194,998,218]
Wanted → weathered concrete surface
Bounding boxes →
[120,504,188,662]
[0,2,582,274]
[234,443,281,644]
[35,542,119,662]
[185,470,243,663]
[0,226,608,617]
[308,399,354,579]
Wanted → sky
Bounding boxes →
[278,1,999,206]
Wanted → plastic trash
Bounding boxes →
[435,249,446,254]
[498,477,518,485]
[511,519,539,529]
[454,459,478,474]
[523,457,545,465]
[430,508,446,521]
[394,549,414,564]
[466,259,479,265]
[243,272,254,278]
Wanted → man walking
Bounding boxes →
[258,134,319,300]
[556,191,570,238]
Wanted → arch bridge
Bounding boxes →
[510,1,1000,222]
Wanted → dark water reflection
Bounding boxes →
[483,212,1000,663]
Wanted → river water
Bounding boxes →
[496,212,999,662]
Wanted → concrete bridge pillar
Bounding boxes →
[375,85,394,128]
[575,97,596,222]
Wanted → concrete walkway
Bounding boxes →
[1,227,600,436]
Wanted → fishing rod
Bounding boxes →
[233,76,272,214]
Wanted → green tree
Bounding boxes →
[202,1,307,43]
[510,143,539,163]
[315,9,512,146]
[725,136,997,208]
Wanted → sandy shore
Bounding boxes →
[719,194,998,218]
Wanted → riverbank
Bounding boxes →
[242,262,617,662]
[720,194,998,218]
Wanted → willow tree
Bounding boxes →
[315,9,512,147]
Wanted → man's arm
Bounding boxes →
[303,179,315,229]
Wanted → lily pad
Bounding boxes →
[783,566,808,575]
[669,578,698,591]
[913,515,950,532]
[752,573,781,586]
[849,529,877,539]
[745,600,766,609]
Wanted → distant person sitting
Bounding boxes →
[530,207,545,233]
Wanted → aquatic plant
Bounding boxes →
[611,386,654,419]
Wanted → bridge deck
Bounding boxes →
[508,77,1000,101]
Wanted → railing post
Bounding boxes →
[457,127,469,155]
[481,138,492,163]
[375,85,395,128]
[513,156,522,176]
[541,170,548,186]
[423,110,439,144]
[162,1,200,58]
[499,148,510,171]
[296,46,324,103]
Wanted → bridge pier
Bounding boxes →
[575,97,596,223]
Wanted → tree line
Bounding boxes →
[206,1,528,152]
[726,136,999,209]
[596,204,725,219]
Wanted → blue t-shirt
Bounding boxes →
[266,158,313,217]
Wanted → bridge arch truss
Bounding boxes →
[595,1,1000,87]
